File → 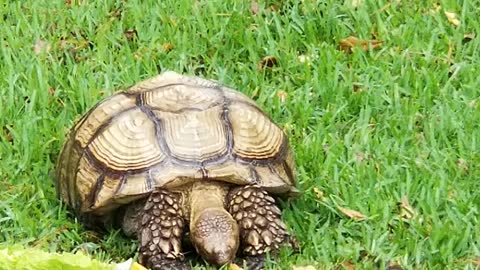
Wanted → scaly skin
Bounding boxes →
[122,182,296,270]
[228,185,294,270]
[138,190,188,270]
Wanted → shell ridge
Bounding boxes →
[113,174,128,197]
[81,107,138,148]
[87,171,106,209]
[135,94,174,163]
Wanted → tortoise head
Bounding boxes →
[190,208,239,266]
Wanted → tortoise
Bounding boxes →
[55,71,299,269]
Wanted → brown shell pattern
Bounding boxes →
[55,71,296,215]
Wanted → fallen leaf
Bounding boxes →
[313,187,325,201]
[398,196,416,220]
[162,42,174,52]
[250,1,259,15]
[339,36,382,53]
[338,206,367,221]
[266,5,279,12]
[33,39,51,54]
[463,33,475,43]
[109,8,123,19]
[292,266,316,270]
[65,0,84,6]
[444,11,460,27]
[250,2,279,16]
[257,56,278,70]
[336,261,355,270]
[387,262,404,270]
[124,29,137,41]
[48,87,56,96]
[430,2,441,14]
[352,83,365,92]
[471,257,480,267]
[276,90,288,103]
[229,263,244,270]
[2,125,13,143]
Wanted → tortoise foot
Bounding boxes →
[235,255,266,270]
[138,190,186,270]
[228,185,292,257]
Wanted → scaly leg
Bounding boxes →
[227,185,295,270]
[138,190,189,270]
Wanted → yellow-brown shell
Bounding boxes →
[55,72,296,215]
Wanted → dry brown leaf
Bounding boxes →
[339,36,382,53]
[276,90,288,103]
[65,0,84,6]
[267,5,279,12]
[229,263,244,270]
[470,257,480,267]
[463,33,475,43]
[292,266,316,270]
[338,206,366,221]
[250,1,259,15]
[257,56,278,70]
[33,39,51,54]
[48,87,56,96]
[162,42,174,52]
[431,2,441,14]
[2,125,13,143]
[352,83,365,92]
[399,196,416,220]
[444,11,460,27]
[387,261,404,270]
[124,29,138,41]
[250,2,279,16]
[109,8,123,19]
[336,261,355,270]
[313,187,325,201]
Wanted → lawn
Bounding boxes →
[1,0,479,269]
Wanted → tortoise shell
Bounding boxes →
[55,72,296,215]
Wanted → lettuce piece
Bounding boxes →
[0,246,114,270]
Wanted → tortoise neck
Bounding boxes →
[189,181,229,222]
[188,181,239,266]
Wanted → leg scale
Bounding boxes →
[138,190,189,270]
[228,185,294,270]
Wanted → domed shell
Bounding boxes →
[55,72,297,215]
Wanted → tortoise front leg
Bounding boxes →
[138,190,189,270]
[227,185,293,270]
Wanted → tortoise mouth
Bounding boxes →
[208,250,236,266]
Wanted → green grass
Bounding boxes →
[1,0,480,269]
